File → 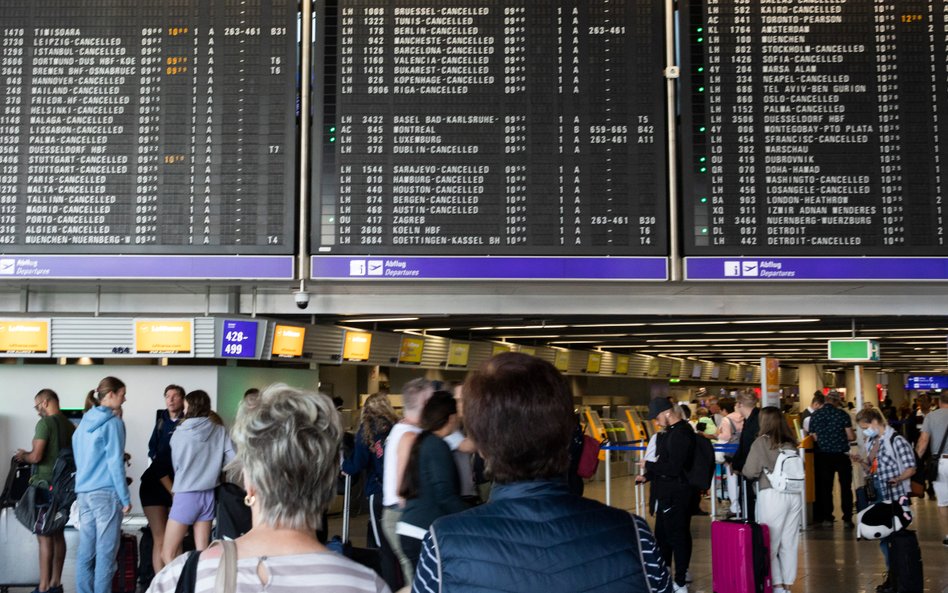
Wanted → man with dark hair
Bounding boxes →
[15,389,75,593]
[639,397,696,593]
[412,353,671,593]
[731,390,761,521]
[801,391,825,436]
[139,384,185,578]
[808,390,855,528]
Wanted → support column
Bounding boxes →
[798,364,823,411]
[845,367,880,410]
[885,374,908,407]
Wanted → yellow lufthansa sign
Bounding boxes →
[398,336,425,364]
[343,331,372,361]
[447,342,471,367]
[491,343,511,356]
[271,324,306,358]
[0,319,49,355]
[554,349,570,372]
[614,355,630,375]
[135,320,193,355]
[586,352,602,374]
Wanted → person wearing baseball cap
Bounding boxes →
[637,397,696,593]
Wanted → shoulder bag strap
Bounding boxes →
[211,540,238,593]
[174,551,201,593]
[936,422,948,457]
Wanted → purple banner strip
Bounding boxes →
[0,256,295,280]
[686,257,948,281]
[311,256,668,280]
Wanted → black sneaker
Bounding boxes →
[843,520,856,529]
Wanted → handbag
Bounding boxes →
[576,425,602,479]
[924,423,948,481]
[174,540,237,593]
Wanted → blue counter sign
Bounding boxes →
[221,320,258,358]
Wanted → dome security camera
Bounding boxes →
[294,290,310,309]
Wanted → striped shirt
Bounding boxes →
[412,513,672,593]
[146,551,390,593]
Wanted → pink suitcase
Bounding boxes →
[711,520,773,593]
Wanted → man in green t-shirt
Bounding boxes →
[14,389,75,593]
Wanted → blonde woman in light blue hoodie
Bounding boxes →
[161,390,234,564]
[73,376,130,593]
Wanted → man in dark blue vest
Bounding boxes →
[411,353,671,592]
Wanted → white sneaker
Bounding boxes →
[673,584,689,593]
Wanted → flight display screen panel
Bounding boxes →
[313,0,667,255]
[680,0,948,255]
[0,0,297,253]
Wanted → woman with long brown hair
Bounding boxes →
[742,406,802,593]
[395,391,467,572]
[342,392,400,589]
[161,390,234,564]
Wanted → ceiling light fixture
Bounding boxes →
[344,317,420,323]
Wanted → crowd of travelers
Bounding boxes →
[9,360,946,593]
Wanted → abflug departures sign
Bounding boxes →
[0,0,296,254]
[313,0,668,256]
[680,0,948,255]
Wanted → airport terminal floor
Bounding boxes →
[5,475,945,593]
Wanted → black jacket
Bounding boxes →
[732,407,760,473]
[645,420,695,500]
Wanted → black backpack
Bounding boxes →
[686,431,716,490]
[38,447,76,534]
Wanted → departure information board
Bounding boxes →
[0,0,296,254]
[681,0,948,255]
[313,0,667,256]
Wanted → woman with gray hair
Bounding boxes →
[146,384,389,593]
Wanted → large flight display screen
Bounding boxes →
[313,0,667,256]
[680,0,948,255]
[0,0,296,254]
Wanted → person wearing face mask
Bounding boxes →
[638,397,696,593]
[851,408,916,593]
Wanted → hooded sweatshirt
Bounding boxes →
[72,406,131,507]
[170,417,235,492]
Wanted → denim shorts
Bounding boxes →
[169,489,216,524]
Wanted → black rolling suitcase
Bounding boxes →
[328,474,381,575]
[886,529,923,593]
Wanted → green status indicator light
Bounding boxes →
[329,126,336,133]
[329,137,336,143]
[699,166,708,173]
[699,126,707,133]
[698,86,705,93]
[699,157,707,163]
[697,66,704,73]
[697,37,704,43]
[700,197,708,203]
[701,228,708,234]
[696,27,703,33]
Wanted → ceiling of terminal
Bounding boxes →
[316,314,948,373]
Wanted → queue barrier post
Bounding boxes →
[605,445,612,507]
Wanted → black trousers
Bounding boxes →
[654,488,693,586]
[814,452,853,523]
